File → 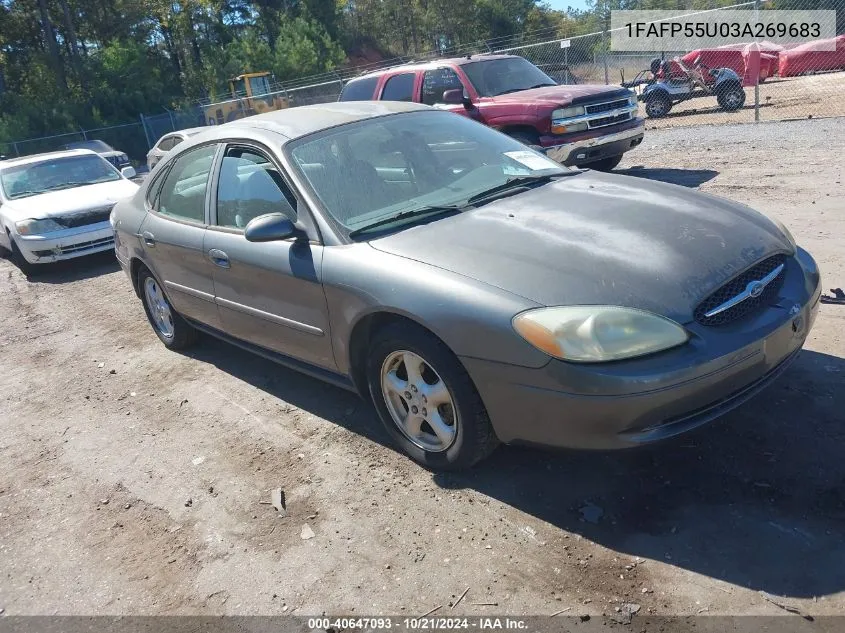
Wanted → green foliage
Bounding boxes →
[2,0,838,155]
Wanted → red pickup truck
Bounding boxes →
[339,54,644,171]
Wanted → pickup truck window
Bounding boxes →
[421,68,465,106]
[381,73,415,102]
[462,57,556,97]
[339,76,379,101]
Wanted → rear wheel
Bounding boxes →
[367,322,498,470]
[138,267,198,349]
[584,154,623,171]
[717,84,746,111]
[645,92,672,118]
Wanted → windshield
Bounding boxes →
[63,139,114,152]
[288,110,567,237]
[0,154,121,200]
[462,57,557,97]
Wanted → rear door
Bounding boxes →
[203,143,336,369]
[139,142,222,329]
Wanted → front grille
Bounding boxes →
[33,236,114,258]
[588,112,632,129]
[585,98,630,115]
[55,207,113,229]
[694,254,787,327]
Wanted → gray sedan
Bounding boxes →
[111,102,821,470]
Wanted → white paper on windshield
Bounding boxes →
[503,150,559,172]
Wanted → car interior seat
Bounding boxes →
[237,167,295,228]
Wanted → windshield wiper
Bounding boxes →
[44,181,87,191]
[9,190,43,199]
[466,174,569,207]
[348,205,463,238]
[494,83,556,96]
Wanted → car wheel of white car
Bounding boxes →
[8,237,37,277]
[367,322,498,470]
[138,267,198,350]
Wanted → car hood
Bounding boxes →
[486,84,629,107]
[2,179,139,222]
[368,171,793,323]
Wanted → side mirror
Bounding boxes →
[121,166,137,179]
[244,212,302,242]
[442,89,464,105]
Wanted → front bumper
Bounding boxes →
[461,250,821,450]
[543,122,645,166]
[15,223,115,264]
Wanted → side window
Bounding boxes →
[338,76,379,101]
[421,68,465,106]
[156,144,217,223]
[380,73,415,102]
[157,137,175,151]
[215,147,296,230]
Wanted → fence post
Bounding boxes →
[754,0,760,122]
[140,114,153,149]
[80,127,88,140]
[13,142,19,156]
[602,7,610,85]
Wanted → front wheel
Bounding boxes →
[645,92,672,118]
[138,267,198,349]
[584,154,623,171]
[367,323,498,470]
[717,85,746,111]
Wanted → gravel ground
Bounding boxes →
[0,118,843,620]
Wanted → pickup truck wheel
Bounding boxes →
[584,154,623,171]
[507,130,542,150]
[645,92,672,118]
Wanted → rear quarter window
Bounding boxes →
[339,76,379,101]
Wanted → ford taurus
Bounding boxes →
[111,102,820,469]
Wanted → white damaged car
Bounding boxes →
[0,149,138,274]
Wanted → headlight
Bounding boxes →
[628,92,639,106]
[552,105,586,120]
[513,306,689,363]
[15,218,64,236]
[771,217,797,249]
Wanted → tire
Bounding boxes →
[717,84,746,112]
[9,238,39,277]
[137,266,198,350]
[645,92,672,118]
[507,130,541,150]
[584,154,623,172]
[366,322,498,470]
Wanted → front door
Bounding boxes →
[203,144,335,369]
[140,142,221,329]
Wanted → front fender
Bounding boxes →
[321,245,550,375]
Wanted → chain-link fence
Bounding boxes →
[3,0,844,160]
[489,1,845,129]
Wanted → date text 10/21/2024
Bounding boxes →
[306,618,529,630]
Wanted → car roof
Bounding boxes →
[188,101,431,143]
[0,149,99,169]
[346,54,520,83]
[167,127,206,138]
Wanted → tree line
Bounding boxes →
[0,0,837,148]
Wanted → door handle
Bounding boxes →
[141,231,156,247]
[208,249,230,269]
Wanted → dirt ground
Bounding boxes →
[642,71,845,129]
[0,118,843,620]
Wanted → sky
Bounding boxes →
[545,0,591,12]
